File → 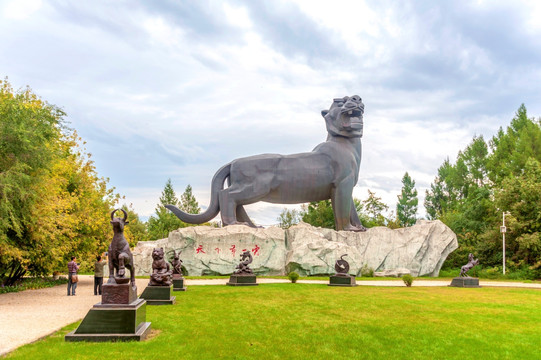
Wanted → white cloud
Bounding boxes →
[143,16,185,48]
[1,0,540,229]
[1,0,42,20]
[223,3,253,29]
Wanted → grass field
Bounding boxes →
[5,284,540,360]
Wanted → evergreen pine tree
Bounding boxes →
[397,172,418,227]
[148,179,185,240]
[179,185,200,214]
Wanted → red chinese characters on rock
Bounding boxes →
[252,244,260,256]
[196,245,206,254]
[219,244,262,257]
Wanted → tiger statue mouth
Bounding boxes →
[324,95,364,137]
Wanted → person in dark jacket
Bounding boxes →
[94,255,106,295]
[67,256,79,296]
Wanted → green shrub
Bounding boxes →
[402,274,413,287]
[439,265,541,281]
[438,269,459,278]
[0,277,68,294]
[360,264,374,277]
[287,272,299,283]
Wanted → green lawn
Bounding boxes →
[6,284,541,360]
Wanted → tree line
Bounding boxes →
[1,79,539,284]
[424,105,541,277]
[0,79,118,286]
[0,80,200,286]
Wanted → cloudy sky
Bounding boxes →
[1,0,541,225]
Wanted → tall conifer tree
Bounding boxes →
[397,172,418,227]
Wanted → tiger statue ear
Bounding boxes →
[321,110,329,117]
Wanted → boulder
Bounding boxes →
[132,220,457,277]
[373,268,411,277]
[132,225,286,276]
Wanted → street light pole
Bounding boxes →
[500,211,510,275]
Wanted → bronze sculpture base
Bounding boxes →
[101,283,137,304]
[328,275,357,287]
[449,277,481,288]
[226,274,258,286]
[139,285,176,305]
[65,298,151,342]
[173,277,187,291]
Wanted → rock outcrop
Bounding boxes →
[132,220,457,277]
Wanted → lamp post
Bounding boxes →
[500,211,510,275]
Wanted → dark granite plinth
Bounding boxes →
[101,283,137,304]
[65,298,151,342]
[173,277,187,291]
[449,277,481,288]
[65,322,151,342]
[328,275,357,287]
[226,275,258,286]
[140,285,176,305]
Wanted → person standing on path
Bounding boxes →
[94,255,106,295]
[67,256,79,296]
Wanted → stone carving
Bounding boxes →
[166,95,366,232]
[234,251,254,275]
[459,253,479,277]
[133,220,458,277]
[108,209,136,288]
[171,250,183,276]
[334,254,350,275]
[149,247,172,286]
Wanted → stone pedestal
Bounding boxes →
[65,295,151,342]
[328,275,357,287]
[226,274,258,286]
[449,277,481,288]
[101,283,138,304]
[140,285,176,305]
[172,275,187,291]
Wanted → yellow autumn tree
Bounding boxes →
[0,78,129,285]
[28,131,119,274]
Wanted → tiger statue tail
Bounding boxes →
[165,163,230,224]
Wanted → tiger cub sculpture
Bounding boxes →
[149,247,172,286]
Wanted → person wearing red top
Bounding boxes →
[67,256,80,296]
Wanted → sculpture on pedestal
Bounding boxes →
[166,95,367,232]
[172,250,183,276]
[459,253,479,277]
[107,209,136,288]
[449,253,481,288]
[329,254,356,287]
[171,250,187,291]
[140,247,176,304]
[234,251,254,275]
[334,254,350,276]
[66,209,151,342]
[227,250,258,286]
[149,247,172,286]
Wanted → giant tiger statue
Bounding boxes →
[166,95,367,232]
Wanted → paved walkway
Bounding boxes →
[0,276,539,356]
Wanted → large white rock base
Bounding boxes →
[132,220,457,277]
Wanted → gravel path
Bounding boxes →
[1,276,539,356]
